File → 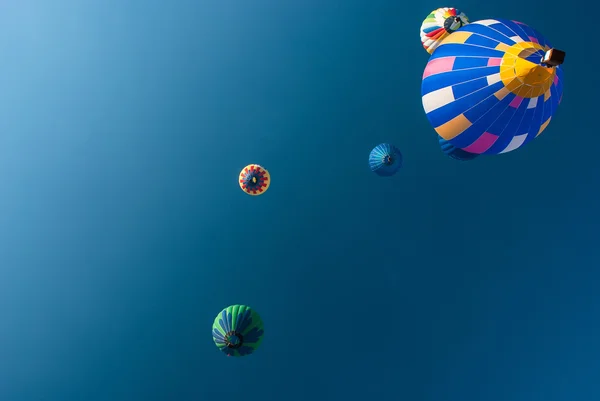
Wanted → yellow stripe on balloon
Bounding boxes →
[439,31,472,46]
[537,117,552,136]
[435,114,472,140]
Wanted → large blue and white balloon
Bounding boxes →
[421,18,565,155]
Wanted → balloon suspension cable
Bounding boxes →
[225,331,244,349]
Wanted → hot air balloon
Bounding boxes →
[239,164,270,196]
[369,143,403,176]
[438,135,479,161]
[212,305,264,357]
[420,7,469,54]
[421,19,565,155]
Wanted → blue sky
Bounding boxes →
[0,1,597,400]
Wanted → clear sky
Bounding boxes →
[0,1,597,401]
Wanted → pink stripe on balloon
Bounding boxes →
[462,132,498,154]
[422,57,456,79]
[487,58,502,66]
[554,75,559,85]
[509,96,523,108]
[529,36,539,43]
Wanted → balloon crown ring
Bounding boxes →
[225,331,244,349]
[499,42,562,98]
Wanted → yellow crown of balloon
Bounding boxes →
[499,42,556,98]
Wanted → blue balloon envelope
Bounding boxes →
[421,18,564,155]
[438,135,479,161]
[369,143,403,176]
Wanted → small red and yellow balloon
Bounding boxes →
[239,164,270,196]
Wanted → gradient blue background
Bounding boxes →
[0,1,596,400]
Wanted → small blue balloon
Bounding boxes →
[369,143,403,177]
